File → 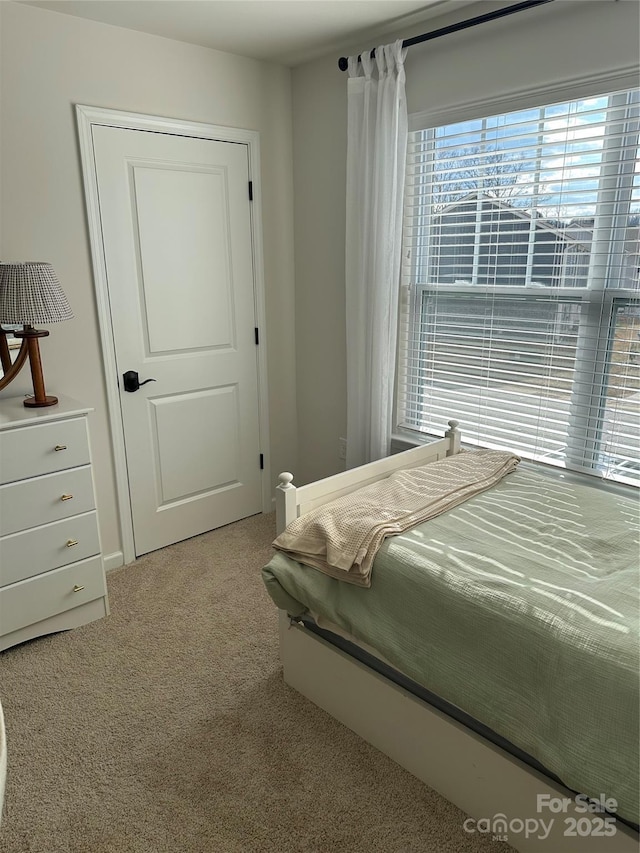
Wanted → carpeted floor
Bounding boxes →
[0,512,510,853]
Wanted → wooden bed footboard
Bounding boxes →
[275,420,461,534]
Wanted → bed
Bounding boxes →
[261,423,640,853]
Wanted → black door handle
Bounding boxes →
[123,370,156,393]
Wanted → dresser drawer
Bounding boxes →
[0,466,96,536]
[0,417,90,485]
[0,512,101,587]
[0,557,106,637]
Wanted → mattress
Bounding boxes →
[262,468,640,824]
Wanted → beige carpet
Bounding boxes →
[0,513,510,853]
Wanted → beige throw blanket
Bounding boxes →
[273,449,520,587]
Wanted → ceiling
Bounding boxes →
[20,0,478,66]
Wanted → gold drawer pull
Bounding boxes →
[66,539,79,548]
[73,584,85,593]
[60,494,74,501]
[54,445,67,452]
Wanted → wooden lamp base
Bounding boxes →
[24,395,58,408]
[14,326,58,408]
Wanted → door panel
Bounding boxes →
[92,126,262,555]
[150,385,240,504]
[133,164,234,353]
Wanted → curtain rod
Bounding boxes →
[337,0,555,71]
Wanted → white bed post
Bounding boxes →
[445,419,461,456]
[275,472,297,534]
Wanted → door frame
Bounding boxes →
[76,105,271,564]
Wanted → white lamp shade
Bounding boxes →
[0,262,73,325]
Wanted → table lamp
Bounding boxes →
[0,262,73,407]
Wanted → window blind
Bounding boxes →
[397,86,640,486]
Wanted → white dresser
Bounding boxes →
[0,395,109,651]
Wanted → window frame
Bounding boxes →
[395,81,640,488]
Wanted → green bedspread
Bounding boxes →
[262,468,640,824]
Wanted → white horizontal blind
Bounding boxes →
[601,300,640,484]
[398,86,640,486]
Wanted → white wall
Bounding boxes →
[0,1,297,562]
[292,0,640,485]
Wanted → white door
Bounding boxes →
[91,125,263,555]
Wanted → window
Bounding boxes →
[398,86,640,486]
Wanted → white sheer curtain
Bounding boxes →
[345,40,408,468]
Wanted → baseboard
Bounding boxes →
[103,551,125,572]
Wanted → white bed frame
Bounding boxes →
[274,422,638,853]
